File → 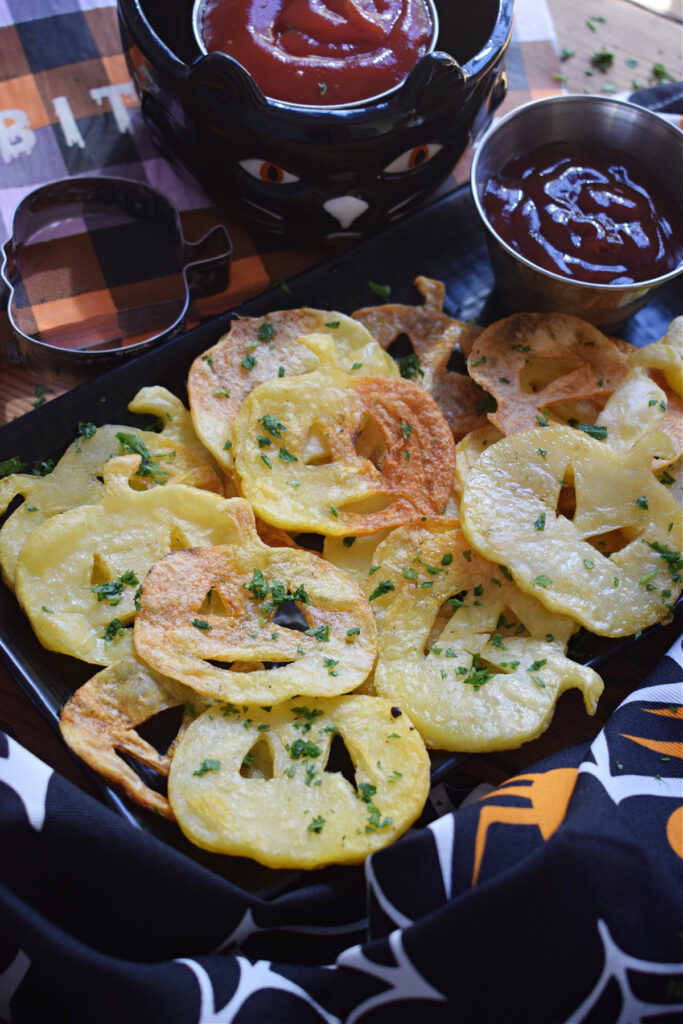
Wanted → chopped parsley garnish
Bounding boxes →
[323,657,339,676]
[223,439,233,450]
[325,321,340,328]
[32,458,55,477]
[347,627,361,637]
[635,496,649,510]
[0,457,24,478]
[402,567,419,580]
[241,353,257,371]
[292,707,324,733]
[397,352,424,381]
[534,512,546,531]
[368,280,391,301]
[257,436,272,448]
[90,570,139,606]
[288,738,322,760]
[400,423,413,441]
[261,454,273,469]
[330,505,340,517]
[307,815,326,834]
[441,553,453,566]
[463,550,472,562]
[342,537,356,548]
[498,565,513,581]
[576,423,608,440]
[470,355,487,367]
[102,619,125,645]
[115,432,170,482]
[278,446,298,463]
[193,759,220,777]
[531,575,552,588]
[368,580,395,601]
[244,568,269,599]
[258,414,287,438]
[77,421,97,441]
[257,321,276,343]
[192,619,212,631]
[584,559,595,571]
[305,624,330,642]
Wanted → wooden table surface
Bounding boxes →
[1,0,682,802]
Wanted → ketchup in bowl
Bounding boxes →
[197,0,436,107]
[482,141,683,285]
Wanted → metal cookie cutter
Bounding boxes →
[0,176,232,386]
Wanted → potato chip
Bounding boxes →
[596,367,682,469]
[188,309,397,472]
[134,535,377,705]
[454,424,504,497]
[0,391,223,590]
[630,316,682,396]
[60,655,204,818]
[15,457,253,665]
[460,426,682,635]
[232,333,456,535]
[369,517,602,751]
[467,313,630,435]
[353,276,489,440]
[168,695,430,868]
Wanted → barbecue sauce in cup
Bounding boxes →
[198,0,435,106]
[482,141,683,285]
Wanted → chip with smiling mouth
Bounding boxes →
[231,332,456,535]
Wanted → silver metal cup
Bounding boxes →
[470,94,683,331]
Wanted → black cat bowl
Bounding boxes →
[117,0,514,241]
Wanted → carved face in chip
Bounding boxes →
[14,457,252,665]
[188,309,397,473]
[133,537,377,705]
[353,275,489,441]
[460,426,682,636]
[368,517,603,751]
[0,387,223,590]
[168,695,430,868]
[467,313,631,435]
[231,333,456,535]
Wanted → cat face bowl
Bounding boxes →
[117,0,514,241]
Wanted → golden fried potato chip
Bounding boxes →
[353,276,489,441]
[631,316,682,397]
[596,367,682,469]
[134,535,377,705]
[15,457,253,665]
[60,655,204,818]
[460,426,682,636]
[232,334,456,535]
[168,695,429,868]
[188,309,397,472]
[323,530,392,587]
[454,424,504,497]
[0,391,223,590]
[467,313,630,435]
[368,517,602,751]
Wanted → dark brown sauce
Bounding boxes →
[482,142,683,285]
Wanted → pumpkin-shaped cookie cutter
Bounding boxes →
[0,176,232,386]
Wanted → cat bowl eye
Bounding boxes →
[117,0,514,241]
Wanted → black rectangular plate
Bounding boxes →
[1,184,681,893]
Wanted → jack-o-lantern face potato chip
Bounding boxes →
[232,334,456,535]
[188,309,397,471]
[134,538,377,705]
[168,695,430,868]
[368,518,603,752]
[596,367,683,469]
[460,426,682,636]
[0,388,223,590]
[353,276,490,441]
[15,457,253,665]
[467,313,630,435]
[60,655,206,819]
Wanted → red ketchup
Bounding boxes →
[482,142,683,285]
[199,0,434,106]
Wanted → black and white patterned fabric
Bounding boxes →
[1,632,682,1023]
